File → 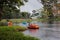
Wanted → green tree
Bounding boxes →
[40,0,57,19]
[0,0,28,21]
[21,12,30,19]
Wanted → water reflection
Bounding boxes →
[29,29,38,33]
[47,19,54,28]
[23,21,60,40]
[13,20,60,40]
[47,19,54,24]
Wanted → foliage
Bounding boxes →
[0,19,32,24]
[0,26,39,40]
[0,26,27,31]
[0,22,8,26]
[40,0,57,19]
[0,0,28,20]
[0,31,39,40]
[41,10,48,19]
[20,12,30,18]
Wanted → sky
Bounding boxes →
[20,0,43,13]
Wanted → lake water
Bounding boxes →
[22,21,60,40]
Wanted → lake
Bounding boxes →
[22,21,60,40]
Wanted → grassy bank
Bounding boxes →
[0,26,39,40]
[0,19,60,26]
[0,19,32,23]
[0,26,27,31]
[1,18,60,23]
[0,19,44,23]
[0,31,39,40]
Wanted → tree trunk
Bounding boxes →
[47,8,54,24]
[0,1,3,21]
[0,14,1,21]
[0,8,2,21]
[47,8,54,19]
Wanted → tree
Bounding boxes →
[0,0,28,21]
[38,0,57,19]
[20,12,30,19]
[40,0,58,24]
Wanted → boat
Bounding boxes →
[28,24,39,29]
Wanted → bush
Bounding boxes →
[0,26,27,32]
[0,31,24,40]
[0,29,39,40]
[0,26,39,40]
[0,22,8,26]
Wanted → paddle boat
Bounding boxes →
[28,24,39,29]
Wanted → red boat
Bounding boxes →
[28,24,39,29]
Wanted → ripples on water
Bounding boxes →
[22,21,60,40]
[13,21,60,40]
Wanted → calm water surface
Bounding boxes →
[22,21,60,40]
